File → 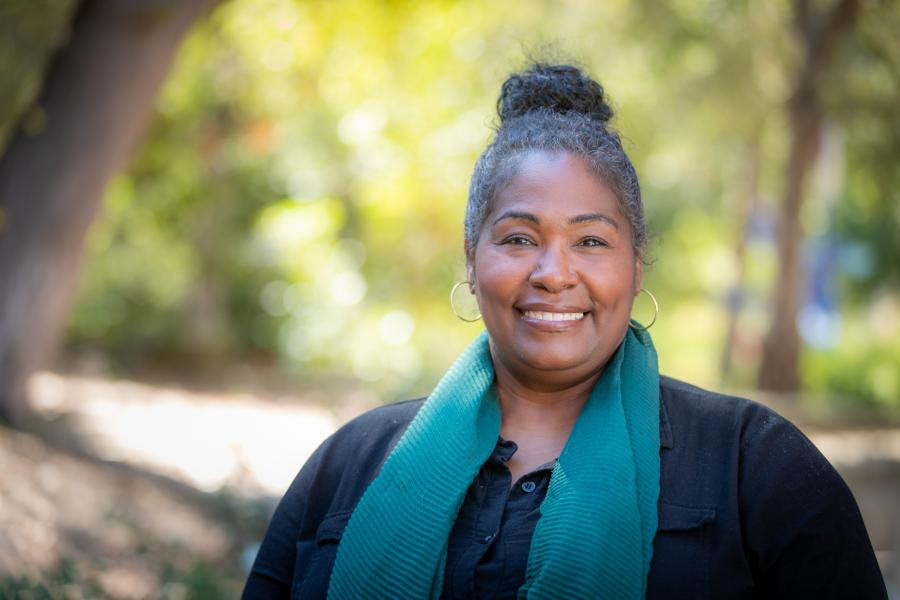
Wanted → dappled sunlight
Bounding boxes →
[29,372,340,496]
[0,426,234,597]
[26,371,900,497]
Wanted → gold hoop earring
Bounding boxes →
[450,281,481,322]
[629,288,658,331]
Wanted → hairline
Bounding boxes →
[466,146,642,262]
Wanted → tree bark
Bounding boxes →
[0,0,219,425]
[720,140,760,383]
[757,0,860,392]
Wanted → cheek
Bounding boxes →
[473,264,507,307]
[473,252,524,309]
[587,263,638,310]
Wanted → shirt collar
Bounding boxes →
[492,394,673,458]
[493,390,674,456]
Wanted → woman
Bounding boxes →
[243,64,886,599]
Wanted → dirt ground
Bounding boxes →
[0,427,251,599]
[1,371,898,598]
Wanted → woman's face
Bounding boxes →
[468,150,642,389]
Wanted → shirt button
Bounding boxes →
[483,533,494,543]
[521,481,536,493]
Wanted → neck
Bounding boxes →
[493,359,602,439]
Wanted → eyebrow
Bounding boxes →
[492,210,619,230]
[492,210,539,226]
[568,212,620,230]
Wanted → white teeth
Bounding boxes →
[523,311,585,321]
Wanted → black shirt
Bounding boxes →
[442,438,554,599]
[243,376,887,599]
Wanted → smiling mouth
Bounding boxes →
[521,310,586,322]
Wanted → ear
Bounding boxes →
[464,240,476,292]
[466,264,476,294]
[633,258,644,295]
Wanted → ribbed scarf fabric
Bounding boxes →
[328,325,660,599]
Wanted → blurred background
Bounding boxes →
[0,0,898,597]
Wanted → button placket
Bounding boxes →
[473,454,510,551]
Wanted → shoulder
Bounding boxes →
[657,375,859,530]
[243,398,427,597]
[281,397,427,525]
[329,397,426,448]
[313,396,426,473]
[656,374,838,508]
[655,378,886,594]
[656,382,887,596]
[659,374,767,421]
[658,375,800,452]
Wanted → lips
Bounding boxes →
[516,303,590,331]
[521,310,585,321]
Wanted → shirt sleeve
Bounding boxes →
[241,437,331,599]
[738,407,887,598]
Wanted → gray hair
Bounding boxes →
[464,64,645,261]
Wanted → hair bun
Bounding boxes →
[497,63,613,124]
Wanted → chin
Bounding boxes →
[517,347,595,374]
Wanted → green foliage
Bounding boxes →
[159,560,236,599]
[65,0,899,406]
[805,337,900,412]
[0,558,102,599]
[829,1,900,298]
[0,576,56,599]
[0,557,241,600]
[0,0,79,151]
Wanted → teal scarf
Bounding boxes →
[328,326,660,599]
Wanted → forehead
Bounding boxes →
[491,150,621,220]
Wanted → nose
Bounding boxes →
[529,243,578,293]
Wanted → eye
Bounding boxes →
[501,235,535,246]
[578,237,608,248]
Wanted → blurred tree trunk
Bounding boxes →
[757,0,860,392]
[0,0,219,425]
[720,140,760,383]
